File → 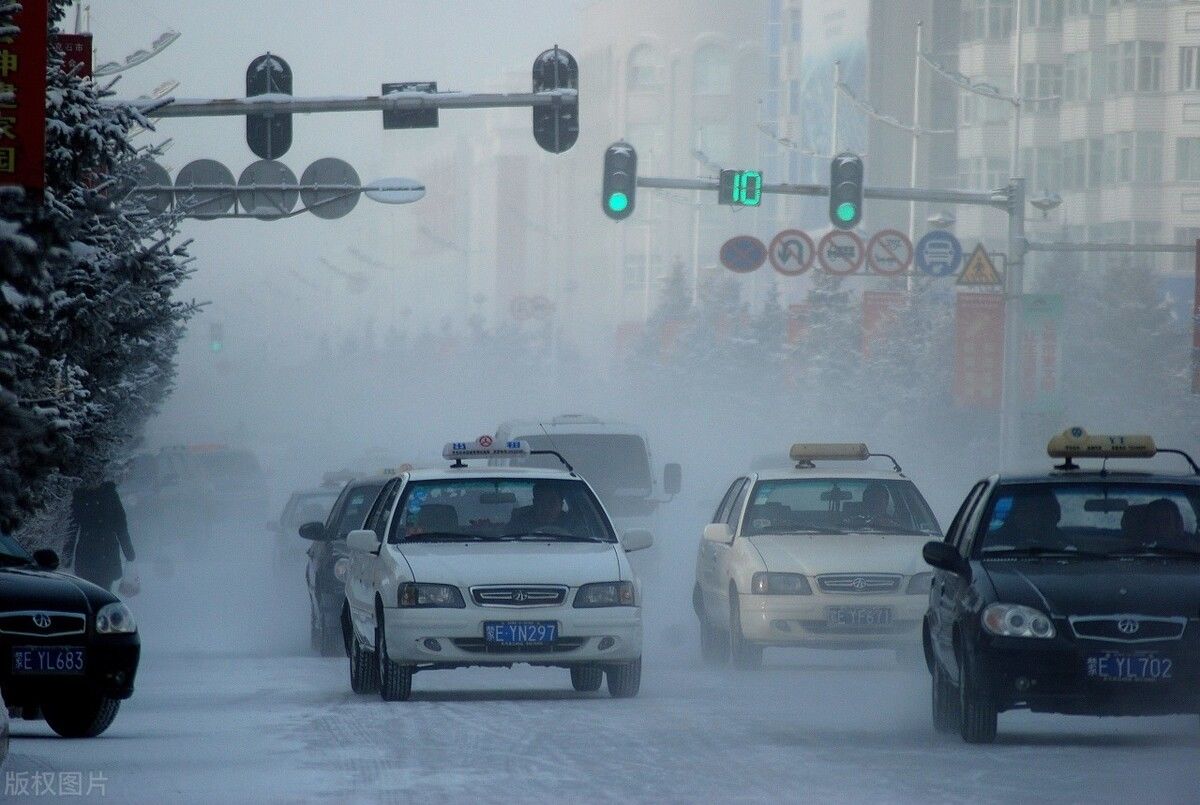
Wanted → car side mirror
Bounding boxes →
[33,549,60,571]
[621,529,653,552]
[663,463,682,497]
[703,523,734,544]
[923,540,970,580]
[346,529,381,554]
[298,521,329,542]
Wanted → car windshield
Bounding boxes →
[742,478,941,536]
[330,483,385,539]
[976,482,1200,557]
[0,532,33,566]
[283,491,340,530]
[509,434,653,498]
[387,478,615,544]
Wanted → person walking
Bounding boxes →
[68,480,137,594]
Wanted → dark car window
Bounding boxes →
[713,479,744,523]
[948,481,989,552]
[726,479,751,531]
[331,482,386,540]
[0,532,32,566]
[365,479,402,537]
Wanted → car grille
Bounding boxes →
[0,611,87,638]
[451,637,587,654]
[816,574,902,594]
[1069,615,1187,643]
[470,586,567,607]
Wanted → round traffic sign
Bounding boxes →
[768,229,816,277]
[915,230,963,277]
[300,158,361,220]
[866,229,914,276]
[174,159,236,218]
[477,435,493,448]
[130,159,172,216]
[237,159,299,219]
[719,235,767,274]
[817,230,865,275]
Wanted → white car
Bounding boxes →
[343,438,652,701]
[692,443,942,668]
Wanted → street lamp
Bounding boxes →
[927,210,956,228]
[94,30,181,77]
[1029,191,1062,219]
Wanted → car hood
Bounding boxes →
[0,566,111,613]
[983,560,1200,617]
[396,542,624,587]
[746,533,930,576]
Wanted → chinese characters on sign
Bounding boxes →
[54,32,93,78]
[1193,240,1199,394]
[1019,294,1063,413]
[861,291,907,359]
[1,0,48,193]
[953,292,1006,409]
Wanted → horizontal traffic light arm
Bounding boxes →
[635,176,1011,211]
[127,89,577,118]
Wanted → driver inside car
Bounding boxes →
[859,482,902,529]
[989,490,1064,550]
[506,483,574,534]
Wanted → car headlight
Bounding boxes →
[982,603,1055,639]
[333,557,350,583]
[574,581,636,608]
[398,583,465,608]
[750,572,812,595]
[905,572,934,595]
[95,602,137,634]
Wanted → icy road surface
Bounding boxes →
[5,532,1199,803]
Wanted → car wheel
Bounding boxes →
[42,692,120,738]
[606,657,641,698]
[699,615,728,666]
[349,628,379,695]
[931,661,960,734]
[570,665,603,692]
[376,621,413,702]
[728,595,762,670]
[958,650,998,744]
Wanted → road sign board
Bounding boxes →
[246,54,293,160]
[866,229,913,276]
[957,243,1002,285]
[174,159,236,218]
[237,159,298,219]
[382,81,438,129]
[817,230,865,275]
[720,235,767,274]
[916,230,962,277]
[131,160,172,215]
[768,229,816,276]
[300,158,360,220]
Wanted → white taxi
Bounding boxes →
[693,443,942,668]
[342,438,651,701]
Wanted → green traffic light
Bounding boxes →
[836,202,857,223]
[209,341,223,353]
[607,192,629,213]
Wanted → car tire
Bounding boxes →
[728,595,762,670]
[606,657,641,698]
[376,621,413,702]
[349,629,379,695]
[570,665,603,692]
[699,616,728,666]
[958,650,998,744]
[931,661,960,734]
[42,692,120,738]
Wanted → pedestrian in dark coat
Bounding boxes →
[67,481,136,592]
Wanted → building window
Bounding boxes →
[1135,131,1162,182]
[1103,131,1162,183]
[1106,41,1164,94]
[1022,63,1063,113]
[1065,0,1098,16]
[627,45,663,92]
[789,8,802,43]
[693,44,732,95]
[1063,52,1103,102]
[1179,137,1200,181]
[1176,227,1200,272]
[961,0,1014,41]
[788,79,801,116]
[1024,0,1063,28]
[1022,146,1063,189]
[1181,46,1200,91]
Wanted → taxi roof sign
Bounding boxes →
[789,443,871,462]
[442,438,531,462]
[1047,428,1156,461]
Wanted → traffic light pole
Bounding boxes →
[134,89,576,119]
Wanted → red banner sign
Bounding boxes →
[861,290,907,358]
[1193,240,1199,394]
[954,292,1005,408]
[55,32,92,78]
[1,1,47,194]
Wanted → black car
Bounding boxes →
[298,476,388,656]
[923,428,1200,743]
[0,534,139,738]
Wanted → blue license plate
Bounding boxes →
[12,646,86,675]
[484,621,558,646]
[1087,651,1173,682]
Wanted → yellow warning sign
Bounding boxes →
[957,243,1002,286]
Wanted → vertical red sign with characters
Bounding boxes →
[861,291,907,358]
[953,292,1006,408]
[1193,240,1200,394]
[55,32,92,78]
[1,0,47,194]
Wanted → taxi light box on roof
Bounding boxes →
[442,439,531,460]
[789,443,871,462]
[1046,428,1157,460]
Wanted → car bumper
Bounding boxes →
[381,606,642,665]
[972,633,1200,716]
[0,634,140,707]
[738,593,926,649]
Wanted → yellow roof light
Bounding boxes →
[789,443,870,462]
[1046,428,1157,460]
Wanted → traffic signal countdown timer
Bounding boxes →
[718,170,762,207]
[602,141,637,221]
[829,152,864,229]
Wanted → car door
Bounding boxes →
[699,479,743,621]
[308,487,350,614]
[347,479,401,636]
[931,480,989,678]
[713,478,752,628]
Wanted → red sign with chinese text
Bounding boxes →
[55,32,92,78]
[1193,240,1199,394]
[1,1,47,193]
[953,292,1005,408]
[861,291,907,358]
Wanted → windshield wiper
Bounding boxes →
[753,526,844,535]
[504,532,606,543]
[404,532,493,542]
[851,525,935,536]
[1105,546,1200,560]
[981,546,1109,560]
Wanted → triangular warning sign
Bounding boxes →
[957,243,1002,286]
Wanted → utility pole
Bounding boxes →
[1011,0,1024,181]
[999,178,1026,468]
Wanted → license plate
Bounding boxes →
[1087,651,1173,682]
[11,646,86,675]
[826,606,893,628]
[484,621,558,646]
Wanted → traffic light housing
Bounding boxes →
[532,47,579,154]
[208,322,224,353]
[246,54,293,160]
[718,170,763,206]
[602,141,637,221]
[829,152,864,229]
